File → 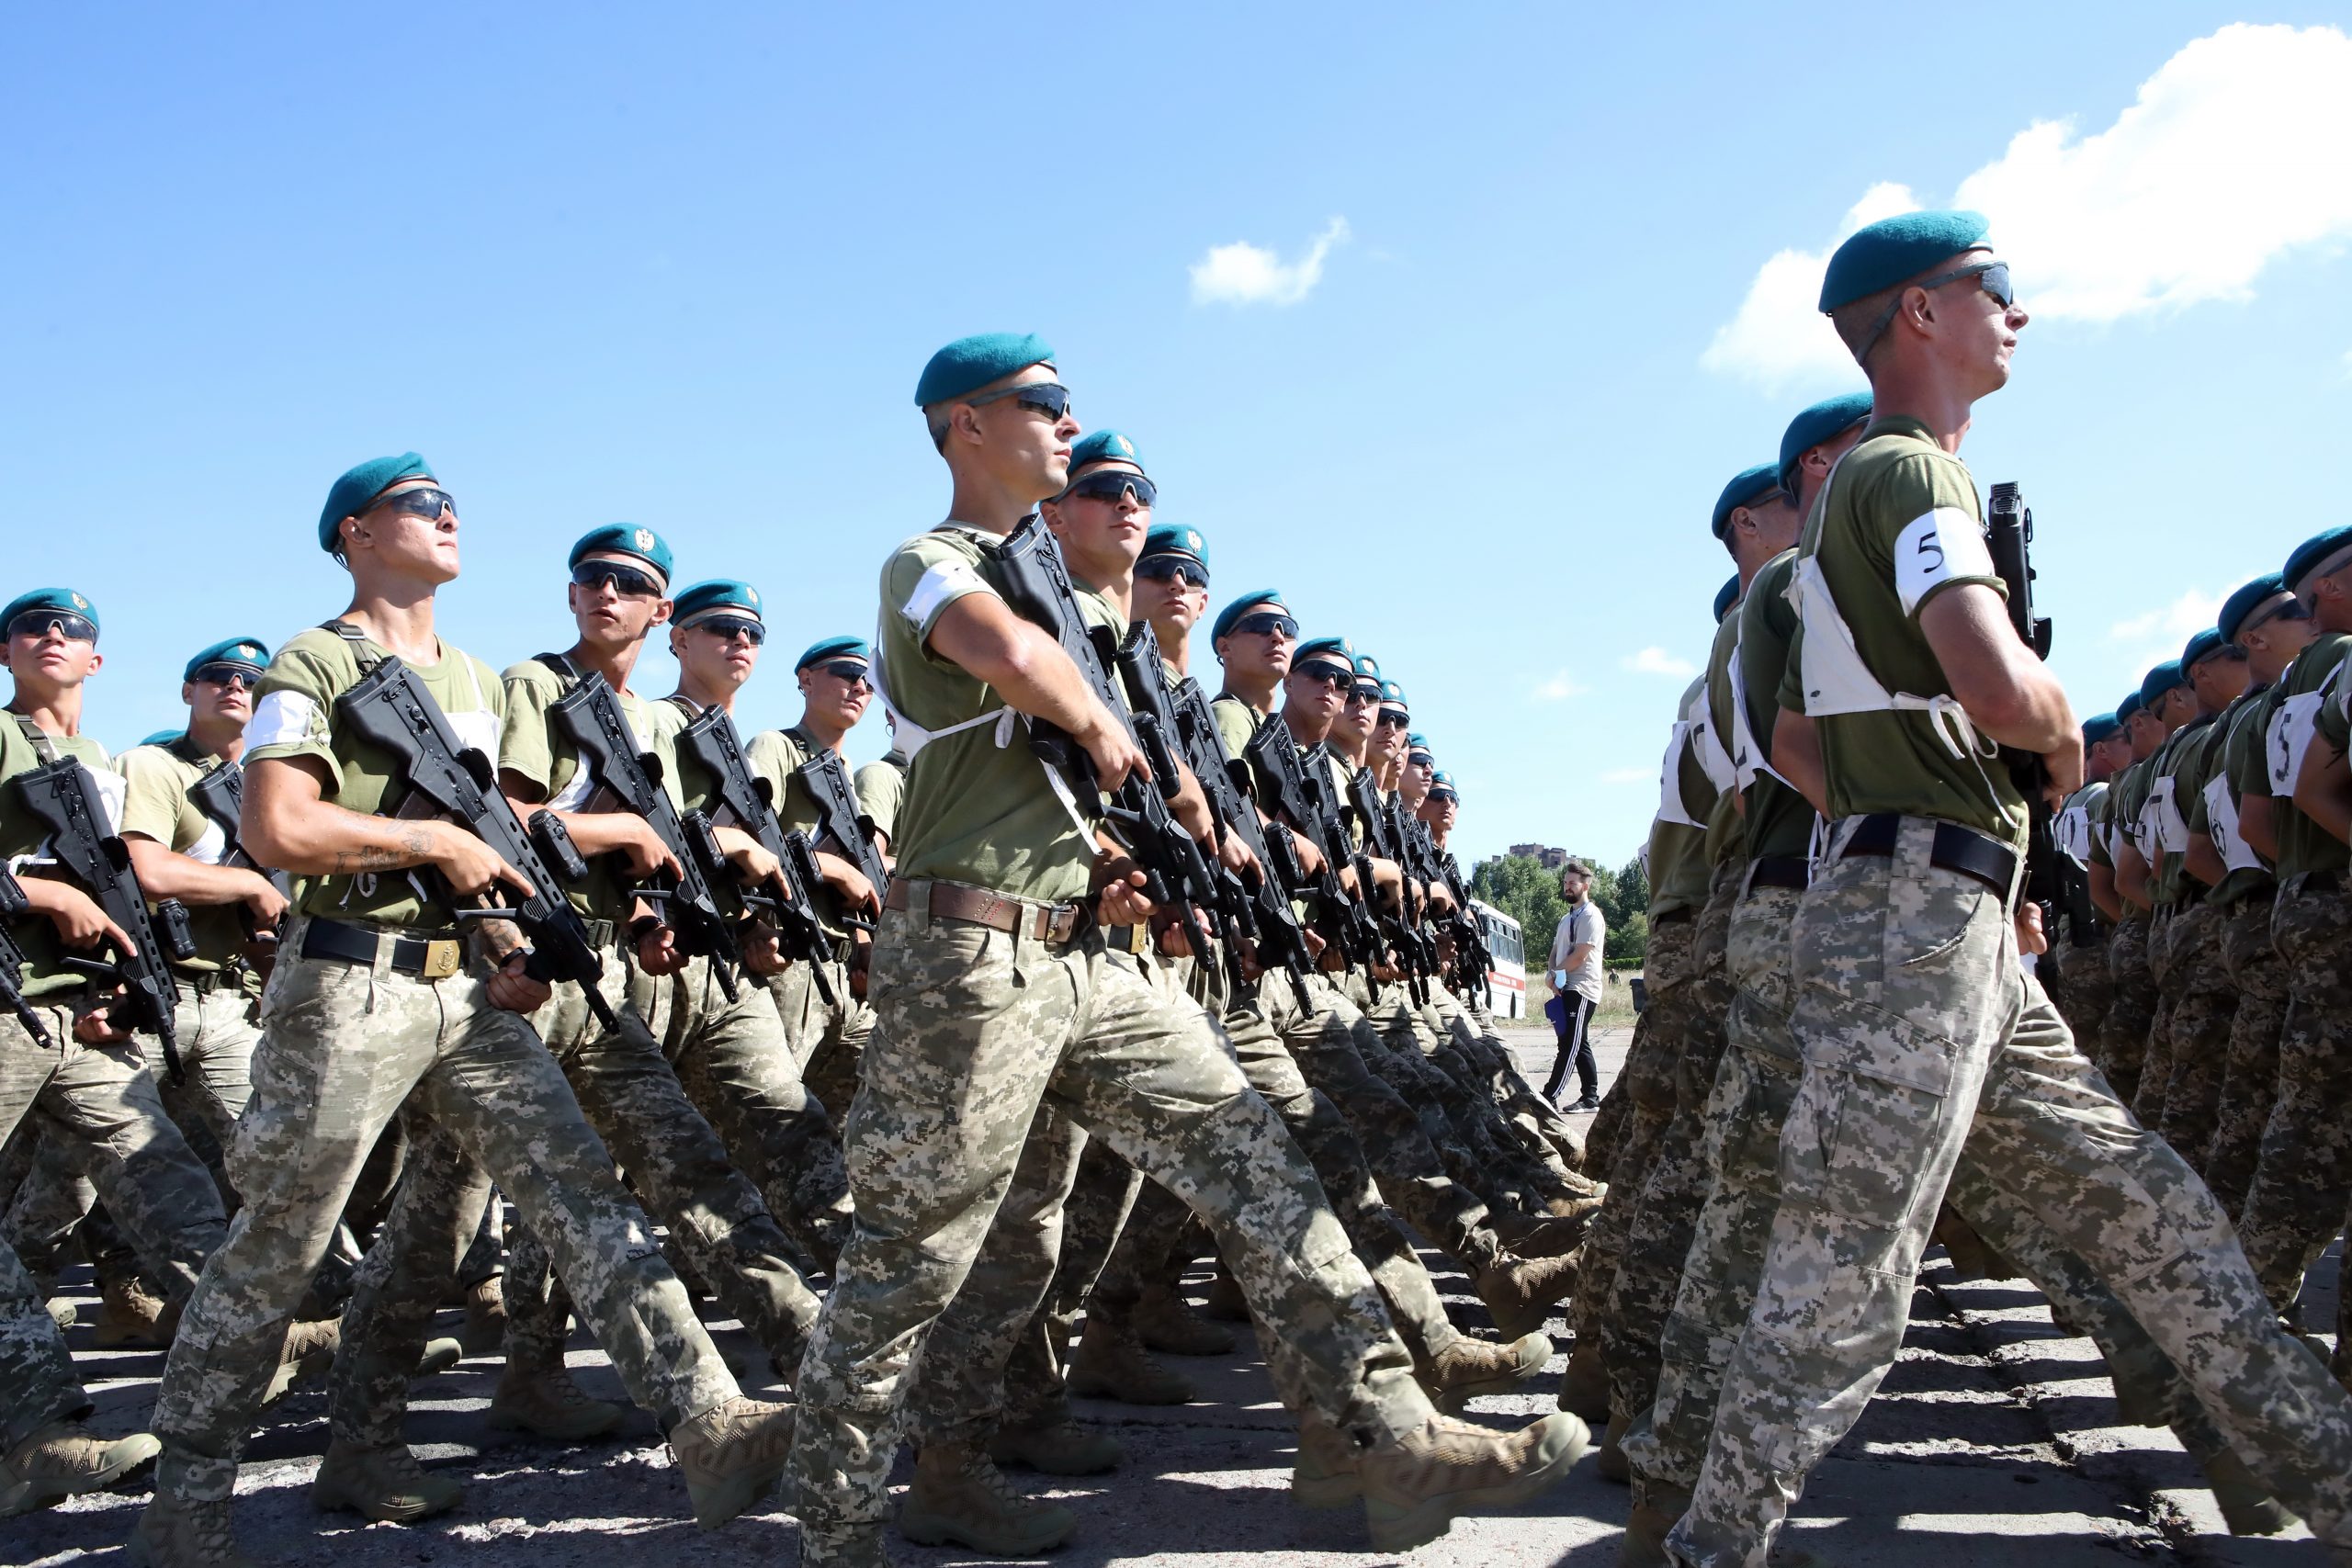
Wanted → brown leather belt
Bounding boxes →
[885,880,1084,944]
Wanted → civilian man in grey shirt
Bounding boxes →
[1544,861,1606,1110]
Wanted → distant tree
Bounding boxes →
[1470,850,1649,976]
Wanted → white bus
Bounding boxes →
[1468,899,1527,1019]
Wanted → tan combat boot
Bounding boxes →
[311,1438,465,1523]
[1357,1410,1590,1551]
[898,1442,1077,1555]
[1476,1248,1579,1339]
[1418,1331,1551,1413]
[259,1317,341,1407]
[989,1418,1123,1475]
[126,1494,255,1568]
[1069,1316,1195,1405]
[1619,1480,1691,1568]
[1,1422,160,1517]
[1499,1211,1591,1259]
[1134,1281,1237,1357]
[668,1395,796,1530]
[1557,1334,1611,1420]
[488,1360,625,1441]
[45,1296,77,1332]
[1595,1410,1630,1483]
[94,1276,175,1348]
[2201,1447,2294,1537]
[460,1273,507,1355]
[1291,1409,1361,1509]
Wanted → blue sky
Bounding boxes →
[6,4,2349,867]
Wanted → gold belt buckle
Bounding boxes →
[421,939,464,980]
[1125,923,1150,955]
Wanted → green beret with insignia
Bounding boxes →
[1818,209,1992,312]
[1212,591,1291,642]
[1711,464,1781,541]
[319,452,434,552]
[570,524,673,587]
[2284,525,2352,600]
[1142,524,1206,570]
[916,332,1055,407]
[2181,627,2230,670]
[1070,429,1145,474]
[183,637,270,683]
[672,580,762,631]
[2220,572,2293,643]
[1713,575,1740,624]
[1295,635,1354,670]
[1778,390,1873,496]
[2116,691,2145,722]
[2140,660,2188,709]
[797,635,870,671]
[2082,713,2120,747]
[1,587,100,639]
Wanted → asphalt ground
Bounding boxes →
[11,1021,2345,1567]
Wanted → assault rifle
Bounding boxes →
[548,667,742,999]
[1113,628,1315,1014]
[1346,768,1437,1007]
[673,705,845,1006]
[1241,717,1386,992]
[983,516,1217,968]
[1986,482,2097,970]
[186,760,294,939]
[16,759,195,1077]
[0,865,54,1047]
[795,748,891,917]
[337,657,619,1031]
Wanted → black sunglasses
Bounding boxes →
[1293,661,1353,692]
[1137,555,1207,588]
[191,662,260,689]
[814,660,874,690]
[1346,682,1381,705]
[1428,789,1457,805]
[1375,710,1410,729]
[1855,259,2014,363]
[693,615,765,646]
[7,611,97,644]
[1064,469,1158,509]
[966,380,1075,423]
[1231,611,1297,640]
[370,486,457,522]
[571,559,665,599]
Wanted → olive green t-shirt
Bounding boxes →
[1701,607,1746,869]
[1736,549,1816,863]
[2105,754,2157,903]
[118,735,245,970]
[500,660,677,925]
[2146,713,2218,904]
[745,724,866,932]
[1781,415,2025,850]
[855,750,910,846]
[2201,687,2276,905]
[2,723,120,997]
[878,524,1097,902]
[244,626,508,929]
[1213,694,1262,763]
[2268,633,2351,879]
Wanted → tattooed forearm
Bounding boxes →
[331,829,435,874]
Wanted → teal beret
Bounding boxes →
[672,580,763,629]
[2141,660,2188,708]
[1778,390,1873,496]
[1142,524,1206,569]
[1430,770,1458,798]
[571,524,673,585]
[1212,590,1290,641]
[2284,525,2352,598]
[1,587,99,637]
[134,729,185,750]
[797,635,870,671]
[2220,572,2292,642]
[319,452,433,552]
[1351,651,1381,682]
[2082,713,2120,747]
[1406,731,1431,756]
[1819,209,1992,312]
[184,637,270,682]
[1711,464,1781,540]
[1713,575,1741,624]
[1379,680,1408,709]
[2116,692,2145,722]
[1070,429,1145,474]
[2181,627,2230,670]
[916,332,1055,407]
[1295,636,1354,669]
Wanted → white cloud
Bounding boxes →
[1600,766,1652,785]
[1190,218,1351,307]
[1531,669,1586,701]
[1706,23,2352,387]
[1622,647,1697,678]
[2108,589,2224,647]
